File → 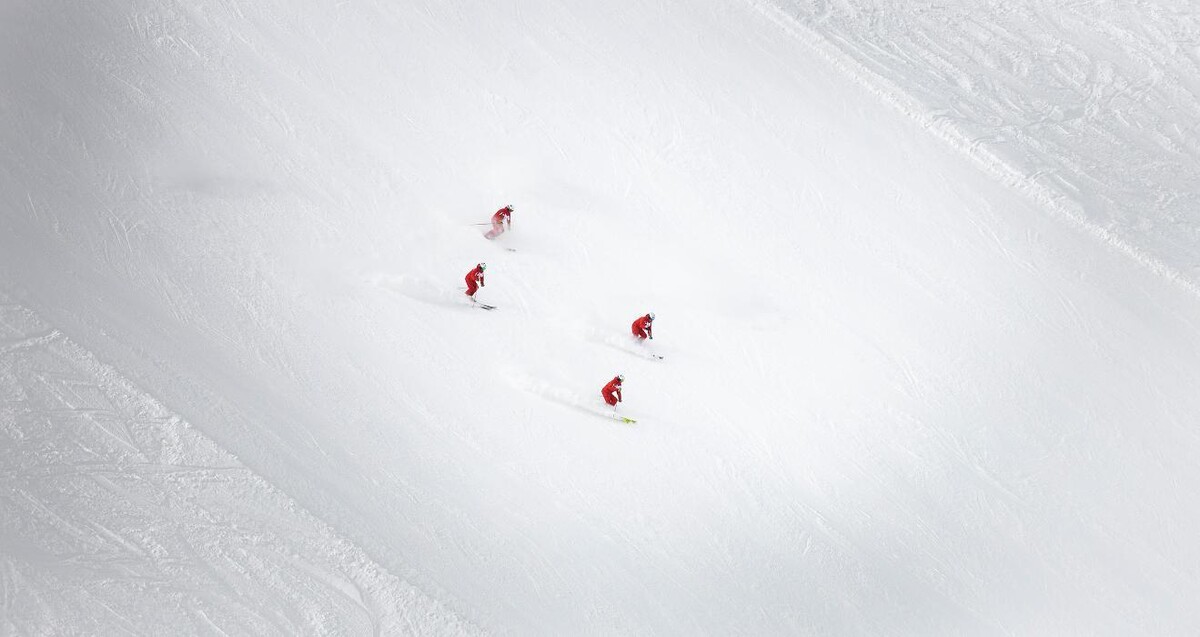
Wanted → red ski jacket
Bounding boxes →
[491,207,511,226]
[602,377,623,404]
[466,265,485,288]
[632,315,654,339]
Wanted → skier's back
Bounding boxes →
[601,375,624,406]
[631,313,655,340]
[484,205,513,240]
[465,262,486,299]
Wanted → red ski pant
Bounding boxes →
[602,390,619,406]
[632,327,649,339]
[484,223,505,240]
[465,280,480,296]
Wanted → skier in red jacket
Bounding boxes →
[484,205,513,240]
[631,312,655,340]
[601,375,624,407]
[464,262,486,299]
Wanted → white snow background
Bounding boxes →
[2,0,1199,634]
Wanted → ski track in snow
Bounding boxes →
[508,371,637,426]
[570,322,666,362]
[0,299,478,636]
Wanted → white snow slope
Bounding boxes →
[3,0,1200,634]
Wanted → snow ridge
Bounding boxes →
[749,0,1200,301]
[0,297,478,636]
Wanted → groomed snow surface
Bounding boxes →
[3,1,1199,634]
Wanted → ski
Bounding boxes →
[629,349,663,361]
[475,303,497,311]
